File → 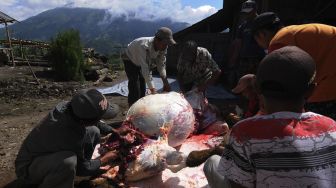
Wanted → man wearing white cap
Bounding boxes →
[123,27,176,106]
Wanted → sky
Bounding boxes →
[0,0,223,25]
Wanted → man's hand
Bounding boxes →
[149,88,157,94]
[100,133,112,143]
[100,164,111,171]
[102,166,120,179]
[163,83,171,92]
[214,145,225,155]
[100,150,118,165]
[161,77,171,92]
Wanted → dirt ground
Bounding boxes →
[0,66,129,187]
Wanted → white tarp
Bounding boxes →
[98,77,236,100]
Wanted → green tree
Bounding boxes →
[49,29,84,81]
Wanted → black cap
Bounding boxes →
[257,46,316,99]
[71,89,119,120]
[251,12,281,34]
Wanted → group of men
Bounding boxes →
[13,0,336,187]
[122,26,222,107]
[203,1,336,188]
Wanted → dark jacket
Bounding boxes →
[15,101,103,179]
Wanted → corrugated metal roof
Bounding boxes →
[0,11,17,24]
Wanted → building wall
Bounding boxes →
[257,0,336,26]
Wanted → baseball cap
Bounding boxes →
[241,0,256,13]
[232,74,256,94]
[71,89,119,120]
[256,46,316,99]
[251,12,281,34]
[155,27,176,45]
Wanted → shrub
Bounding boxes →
[49,29,84,81]
[108,53,124,70]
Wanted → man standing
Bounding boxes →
[251,12,336,119]
[123,27,175,106]
[228,0,265,87]
[15,89,120,188]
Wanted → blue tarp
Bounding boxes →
[98,77,236,100]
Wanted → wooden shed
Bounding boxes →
[0,11,17,66]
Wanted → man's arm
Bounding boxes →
[198,51,222,92]
[76,151,102,176]
[76,150,118,176]
[161,76,171,92]
[96,121,113,135]
[136,49,156,92]
[157,50,171,92]
[176,56,188,93]
[198,69,221,92]
[177,72,187,93]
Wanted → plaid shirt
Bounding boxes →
[177,47,220,85]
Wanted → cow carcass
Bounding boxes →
[126,92,195,147]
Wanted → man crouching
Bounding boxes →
[15,89,119,188]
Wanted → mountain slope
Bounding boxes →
[2,7,188,54]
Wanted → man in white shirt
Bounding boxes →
[123,27,175,106]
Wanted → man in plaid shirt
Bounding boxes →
[177,40,221,93]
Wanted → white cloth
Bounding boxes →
[126,37,167,89]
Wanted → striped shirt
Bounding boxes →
[218,112,336,188]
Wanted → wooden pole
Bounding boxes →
[24,53,40,85]
[20,39,23,59]
[4,21,15,66]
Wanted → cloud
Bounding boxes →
[0,0,17,7]
[1,0,218,24]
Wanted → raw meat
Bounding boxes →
[126,92,195,147]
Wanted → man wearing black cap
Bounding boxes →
[251,12,336,119]
[211,46,336,187]
[15,89,120,188]
[227,0,265,88]
[122,27,176,106]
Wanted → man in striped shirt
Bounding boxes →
[204,46,336,188]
